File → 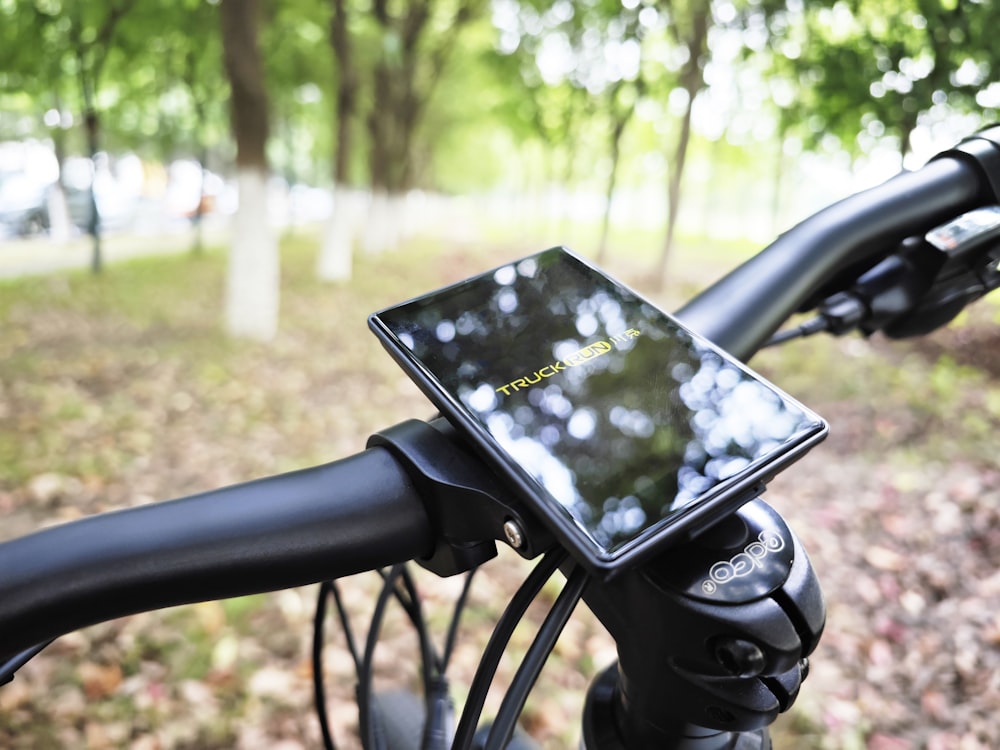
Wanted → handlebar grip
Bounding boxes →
[0,447,433,662]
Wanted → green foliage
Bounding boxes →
[0,0,230,161]
[263,0,335,180]
[3,0,999,202]
[767,0,1000,159]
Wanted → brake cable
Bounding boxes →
[451,548,567,750]
[313,581,354,750]
[481,564,588,750]
[0,640,53,687]
[313,563,480,750]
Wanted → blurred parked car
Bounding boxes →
[62,156,137,233]
[0,161,139,240]
[0,171,51,239]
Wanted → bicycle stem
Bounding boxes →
[577,500,823,749]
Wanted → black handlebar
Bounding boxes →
[0,447,432,663]
[677,152,989,360]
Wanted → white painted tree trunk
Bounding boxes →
[362,189,404,254]
[388,192,407,242]
[226,167,279,340]
[316,183,354,281]
[46,183,72,242]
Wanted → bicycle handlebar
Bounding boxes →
[0,448,433,663]
[677,150,990,359]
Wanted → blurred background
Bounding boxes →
[1,1,999,748]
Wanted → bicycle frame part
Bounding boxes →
[578,500,822,749]
[0,447,433,664]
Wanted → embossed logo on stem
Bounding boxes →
[700,530,786,596]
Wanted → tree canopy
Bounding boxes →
[1,0,998,219]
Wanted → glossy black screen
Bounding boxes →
[372,248,823,558]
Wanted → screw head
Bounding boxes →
[503,519,525,549]
[713,637,766,677]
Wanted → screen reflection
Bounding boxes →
[378,249,821,555]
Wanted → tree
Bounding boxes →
[362,0,488,252]
[597,79,642,265]
[106,0,230,252]
[317,0,358,280]
[70,1,140,273]
[220,0,279,340]
[495,0,651,250]
[767,0,1000,165]
[0,2,76,240]
[168,0,231,253]
[262,0,334,227]
[654,0,712,285]
[0,0,139,271]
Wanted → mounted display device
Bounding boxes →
[370,247,827,577]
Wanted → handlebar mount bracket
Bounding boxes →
[368,419,555,577]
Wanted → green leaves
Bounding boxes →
[769,0,1000,160]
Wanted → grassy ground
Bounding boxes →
[1,225,999,749]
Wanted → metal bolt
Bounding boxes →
[713,637,766,678]
[503,519,525,549]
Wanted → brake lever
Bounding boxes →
[883,205,1000,338]
[765,205,1000,346]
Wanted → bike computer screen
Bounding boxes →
[370,247,827,576]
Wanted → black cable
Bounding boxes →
[313,582,339,750]
[398,565,442,686]
[331,581,364,673]
[761,316,829,347]
[451,549,567,750]
[373,564,440,710]
[360,565,405,750]
[442,567,477,671]
[483,564,588,750]
[0,639,52,686]
[315,578,371,750]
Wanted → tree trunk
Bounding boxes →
[82,103,103,273]
[362,188,403,254]
[899,110,918,166]
[597,116,628,266]
[227,167,278,338]
[763,110,793,238]
[362,0,484,252]
[317,184,354,279]
[364,62,399,253]
[69,0,137,272]
[47,113,72,242]
[318,0,358,280]
[192,144,208,255]
[220,0,278,340]
[656,1,710,288]
[657,94,695,285]
[184,38,211,255]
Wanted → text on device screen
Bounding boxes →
[377,249,822,556]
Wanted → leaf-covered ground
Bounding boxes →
[1,230,998,749]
